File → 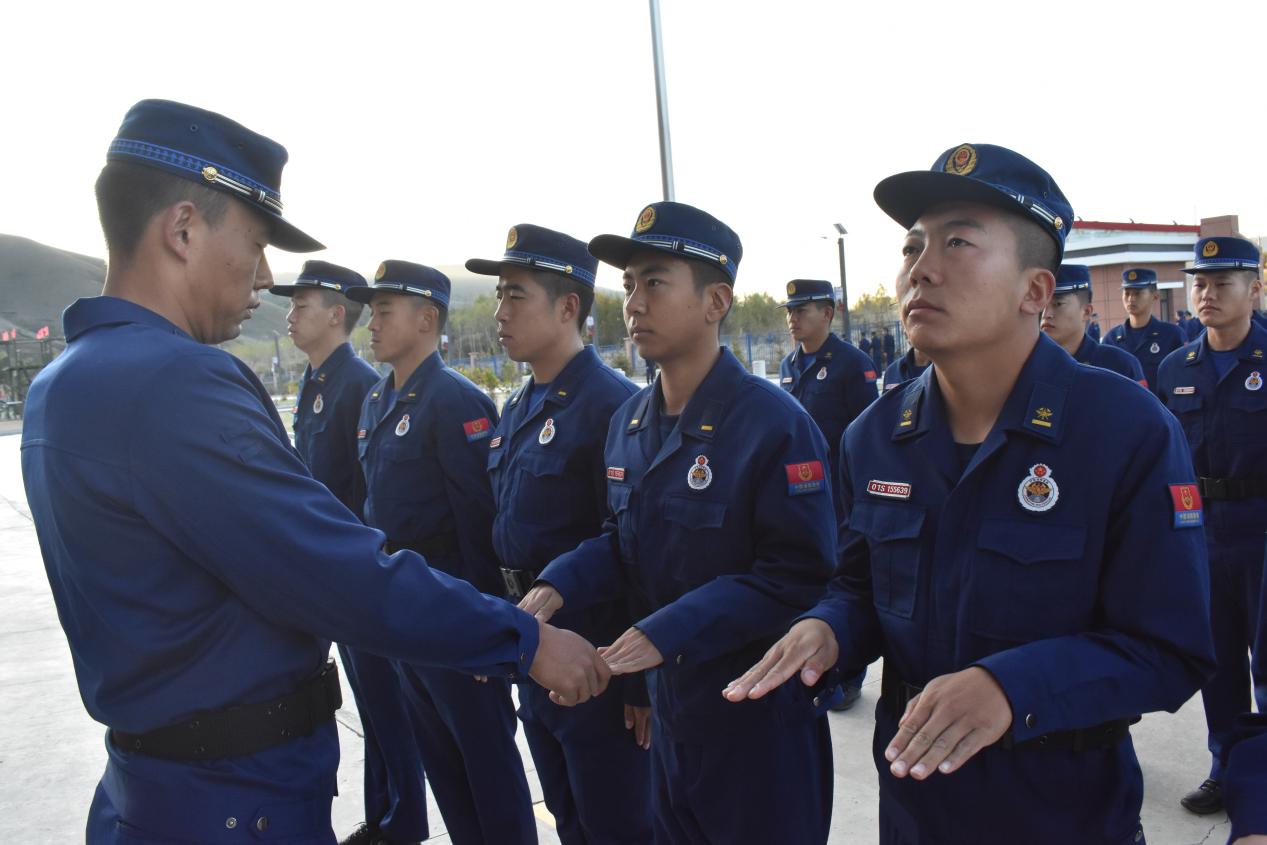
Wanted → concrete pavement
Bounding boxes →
[0,430,1230,843]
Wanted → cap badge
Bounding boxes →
[635,205,657,234]
[313,393,324,415]
[1053,217,1064,230]
[944,144,978,176]
[817,366,828,381]
[201,165,219,182]
[1247,371,1263,392]
[1127,270,1138,281]
[395,413,411,437]
[1017,463,1059,513]
[1203,241,1220,258]
[539,417,556,446]
[506,226,519,250]
[687,454,713,491]
[375,262,387,281]
[787,281,797,296]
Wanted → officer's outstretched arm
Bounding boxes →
[529,620,611,707]
[723,618,838,700]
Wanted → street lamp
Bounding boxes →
[833,223,851,340]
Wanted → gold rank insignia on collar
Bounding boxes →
[1030,406,1054,428]
[1186,349,1198,361]
[900,407,914,427]
[1254,349,1264,359]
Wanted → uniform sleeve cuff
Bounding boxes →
[510,609,540,679]
[634,613,685,667]
[971,652,1039,742]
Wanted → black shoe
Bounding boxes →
[1179,779,1223,815]
[339,824,380,845]
[830,685,862,712]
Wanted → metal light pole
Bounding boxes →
[648,0,675,201]
[271,331,282,394]
[834,223,851,340]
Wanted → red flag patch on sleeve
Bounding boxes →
[864,370,877,382]
[1169,483,1203,528]
[463,417,492,442]
[785,461,826,496]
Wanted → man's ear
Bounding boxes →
[559,291,581,327]
[706,282,734,326]
[1020,268,1056,318]
[159,200,199,262]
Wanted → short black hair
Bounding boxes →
[1004,214,1060,275]
[1055,289,1092,307]
[531,270,595,333]
[686,259,734,327]
[94,161,232,263]
[315,289,365,335]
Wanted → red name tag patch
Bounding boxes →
[1169,483,1204,528]
[864,370,877,381]
[357,429,367,440]
[867,480,912,500]
[785,461,826,496]
[607,467,626,481]
[463,418,492,441]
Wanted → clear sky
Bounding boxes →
[4,0,1265,306]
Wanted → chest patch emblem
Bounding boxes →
[539,418,556,445]
[395,414,411,437]
[313,393,324,415]
[489,435,502,449]
[1246,371,1263,392]
[607,467,626,481]
[1017,463,1059,513]
[816,366,828,381]
[867,479,912,500]
[1173,386,1196,395]
[1149,342,1160,354]
[781,376,793,384]
[687,455,713,491]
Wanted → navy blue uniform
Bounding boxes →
[1087,320,1102,342]
[1224,560,1267,838]
[22,298,538,844]
[540,348,836,845]
[779,332,878,512]
[882,348,930,393]
[488,347,650,845]
[1104,316,1186,397]
[292,342,430,844]
[357,350,534,845]
[1158,326,1267,780]
[1071,334,1147,386]
[805,334,1214,844]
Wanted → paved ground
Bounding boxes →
[0,429,1231,843]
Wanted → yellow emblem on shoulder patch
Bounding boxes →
[506,227,518,250]
[1203,240,1219,258]
[944,144,978,176]
[375,262,387,281]
[635,205,657,233]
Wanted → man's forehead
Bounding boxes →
[623,251,687,277]
[907,201,1001,235]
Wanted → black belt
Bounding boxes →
[1198,477,1267,501]
[880,669,1131,752]
[386,532,459,561]
[499,568,537,601]
[110,661,342,761]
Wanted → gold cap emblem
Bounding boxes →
[375,262,387,281]
[1203,240,1219,258]
[506,227,518,250]
[1053,217,1064,230]
[634,205,656,233]
[944,144,978,176]
[1127,270,1138,281]
[201,166,219,182]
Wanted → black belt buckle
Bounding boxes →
[500,568,535,601]
[1199,477,1229,500]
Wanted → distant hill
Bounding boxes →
[0,234,499,344]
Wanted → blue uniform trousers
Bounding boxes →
[647,709,832,845]
[337,644,430,842]
[519,680,652,845]
[86,725,340,844]
[1203,538,1266,779]
[395,665,535,845]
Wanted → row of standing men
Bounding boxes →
[17,99,1267,845]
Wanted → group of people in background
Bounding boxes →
[15,97,1267,845]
